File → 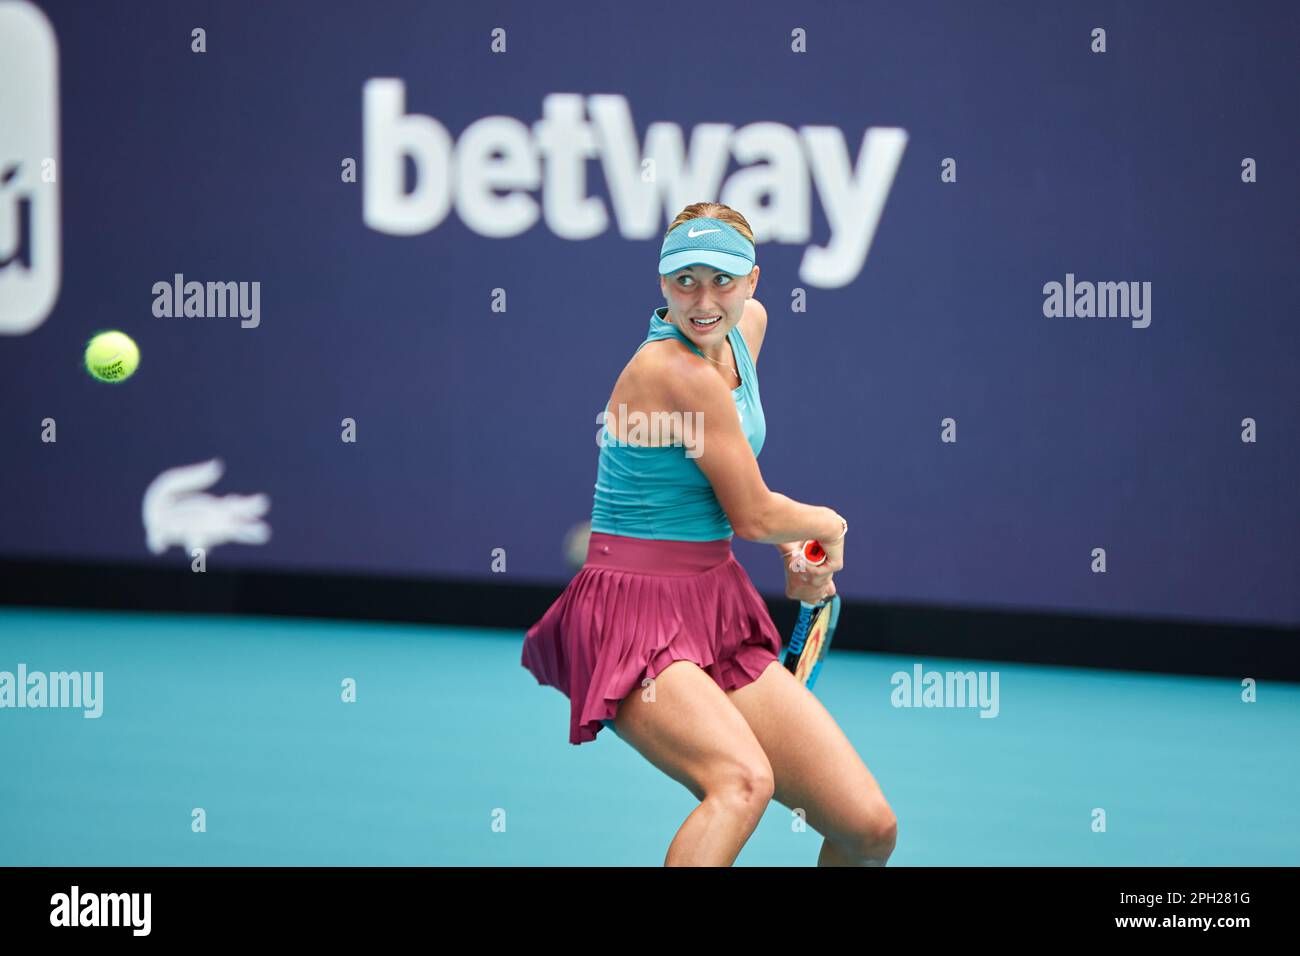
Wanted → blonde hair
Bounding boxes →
[664,202,755,245]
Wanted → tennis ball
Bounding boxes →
[84,330,140,383]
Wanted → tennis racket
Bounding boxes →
[780,540,841,691]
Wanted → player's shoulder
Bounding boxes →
[633,337,727,408]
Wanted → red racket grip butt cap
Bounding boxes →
[802,540,827,566]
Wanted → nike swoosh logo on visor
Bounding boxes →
[687,227,721,238]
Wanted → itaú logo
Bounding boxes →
[361,80,907,289]
[0,0,61,335]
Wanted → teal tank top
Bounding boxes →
[590,307,766,541]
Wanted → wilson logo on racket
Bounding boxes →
[781,539,841,691]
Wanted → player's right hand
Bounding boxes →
[820,535,845,575]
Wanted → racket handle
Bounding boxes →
[787,539,829,579]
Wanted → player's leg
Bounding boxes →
[610,659,775,866]
[726,659,898,866]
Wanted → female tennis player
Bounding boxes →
[521,202,897,866]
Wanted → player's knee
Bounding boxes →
[841,798,898,862]
[872,805,899,857]
[704,758,775,814]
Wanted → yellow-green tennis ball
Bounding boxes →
[84,330,140,383]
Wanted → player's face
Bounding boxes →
[660,266,756,345]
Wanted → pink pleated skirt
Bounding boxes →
[520,531,784,745]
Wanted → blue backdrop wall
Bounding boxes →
[1,0,1296,628]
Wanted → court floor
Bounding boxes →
[1,606,1296,866]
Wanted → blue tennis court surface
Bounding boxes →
[1,607,1296,865]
